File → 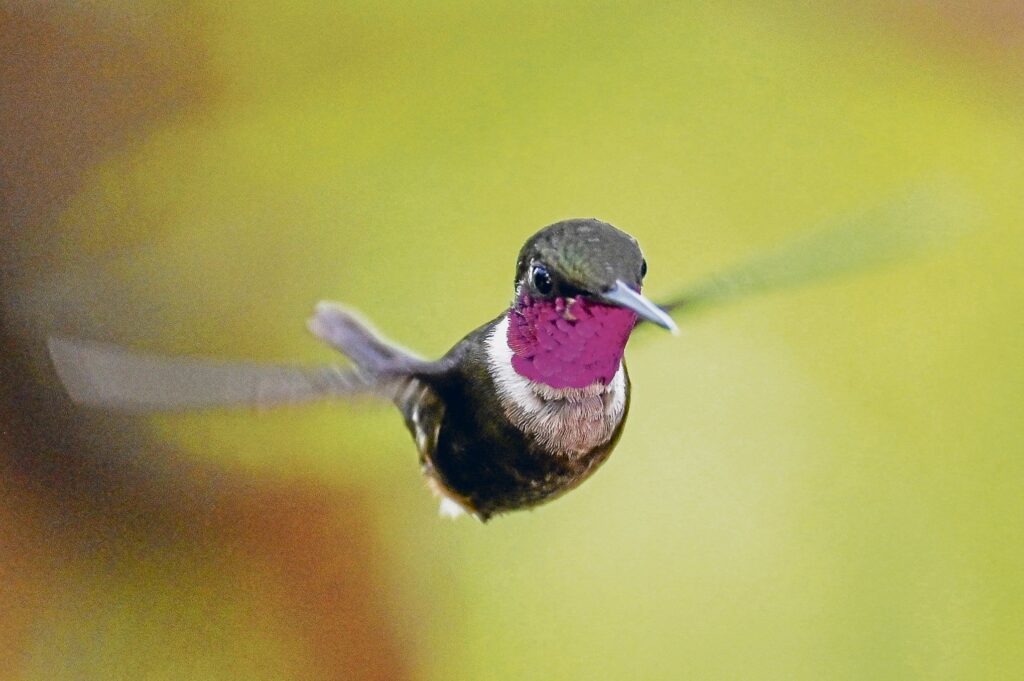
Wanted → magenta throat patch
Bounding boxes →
[506,294,637,389]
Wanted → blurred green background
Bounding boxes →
[1,2,1022,680]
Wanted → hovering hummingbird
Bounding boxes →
[48,193,965,520]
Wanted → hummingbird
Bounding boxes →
[48,193,965,520]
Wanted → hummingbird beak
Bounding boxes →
[600,280,679,335]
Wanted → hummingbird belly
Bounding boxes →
[403,319,631,520]
[425,386,625,521]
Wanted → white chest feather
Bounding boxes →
[485,316,628,457]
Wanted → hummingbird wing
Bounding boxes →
[652,186,977,319]
[47,336,394,412]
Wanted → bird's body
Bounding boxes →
[47,194,961,520]
[304,219,661,519]
[353,314,630,520]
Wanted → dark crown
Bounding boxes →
[515,218,645,295]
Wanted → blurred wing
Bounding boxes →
[655,186,977,318]
[48,336,392,412]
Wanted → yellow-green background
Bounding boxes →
[1,2,1021,680]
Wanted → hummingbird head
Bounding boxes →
[503,218,676,390]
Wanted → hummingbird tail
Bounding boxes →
[308,301,427,376]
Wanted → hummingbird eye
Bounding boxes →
[531,264,554,296]
[640,258,648,279]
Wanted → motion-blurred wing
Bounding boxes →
[48,336,389,412]
[654,187,977,318]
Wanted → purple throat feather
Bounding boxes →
[506,292,638,389]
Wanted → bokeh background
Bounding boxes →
[2,2,1022,679]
